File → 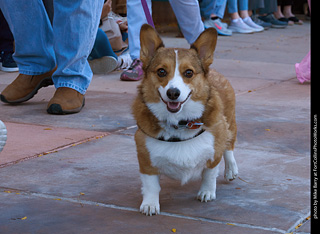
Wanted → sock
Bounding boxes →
[242,16,251,23]
[232,18,241,23]
[210,16,219,21]
[117,57,123,68]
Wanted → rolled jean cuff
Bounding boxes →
[54,82,87,95]
[19,67,56,76]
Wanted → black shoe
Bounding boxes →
[0,51,19,72]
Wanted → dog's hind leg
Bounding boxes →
[223,150,238,181]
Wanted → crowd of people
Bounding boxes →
[0,0,310,116]
[201,0,303,36]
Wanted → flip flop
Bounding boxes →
[288,16,303,25]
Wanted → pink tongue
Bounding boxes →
[168,102,180,109]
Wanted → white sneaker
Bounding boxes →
[228,18,254,34]
[0,120,7,153]
[117,53,132,70]
[242,17,264,32]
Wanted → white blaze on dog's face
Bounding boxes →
[139,24,218,124]
[157,50,192,113]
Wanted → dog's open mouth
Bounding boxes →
[160,91,192,113]
[167,102,182,113]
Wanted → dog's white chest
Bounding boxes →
[145,131,215,184]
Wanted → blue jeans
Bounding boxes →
[89,28,129,60]
[127,0,204,60]
[200,0,227,19]
[89,29,118,60]
[0,0,103,95]
[227,0,248,13]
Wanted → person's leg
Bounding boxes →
[202,0,232,36]
[47,0,103,114]
[88,28,119,74]
[0,0,56,104]
[0,0,55,75]
[227,0,254,33]
[259,0,277,15]
[214,0,227,19]
[238,0,249,18]
[238,0,264,32]
[238,0,248,11]
[169,0,204,44]
[52,0,103,95]
[127,0,151,61]
[199,0,216,20]
[281,0,303,24]
[120,0,150,81]
[0,9,14,53]
[89,29,118,60]
[0,9,18,72]
[248,0,264,11]
[258,0,287,28]
[227,0,238,16]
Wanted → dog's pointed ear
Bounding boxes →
[190,28,218,73]
[140,24,164,67]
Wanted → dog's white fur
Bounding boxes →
[133,25,238,216]
[140,174,161,215]
[158,51,192,105]
[146,131,215,185]
[223,150,238,181]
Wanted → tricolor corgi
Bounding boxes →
[132,24,238,216]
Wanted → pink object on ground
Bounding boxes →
[295,0,310,84]
[295,51,311,84]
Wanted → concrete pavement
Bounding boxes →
[0,21,311,233]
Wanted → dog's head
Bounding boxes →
[139,24,217,122]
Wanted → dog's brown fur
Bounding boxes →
[132,24,236,176]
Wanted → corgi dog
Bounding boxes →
[132,24,238,216]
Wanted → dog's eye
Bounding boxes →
[157,68,167,77]
[184,69,193,78]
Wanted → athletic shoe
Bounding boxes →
[228,18,254,34]
[120,58,143,81]
[258,14,287,28]
[88,56,118,74]
[243,17,264,32]
[204,18,232,36]
[0,51,19,72]
[251,14,272,30]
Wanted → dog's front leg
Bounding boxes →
[140,173,161,216]
[197,166,219,202]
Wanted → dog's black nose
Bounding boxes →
[167,88,180,100]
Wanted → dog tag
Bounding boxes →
[177,120,203,129]
[186,121,203,129]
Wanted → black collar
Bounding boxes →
[157,129,206,142]
[171,120,203,130]
[137,119,206,142]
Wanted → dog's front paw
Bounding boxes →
[197,190,216,202]
[140,202,160,216]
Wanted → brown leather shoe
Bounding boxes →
[47,87,85,115]
[0,70,54,104]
